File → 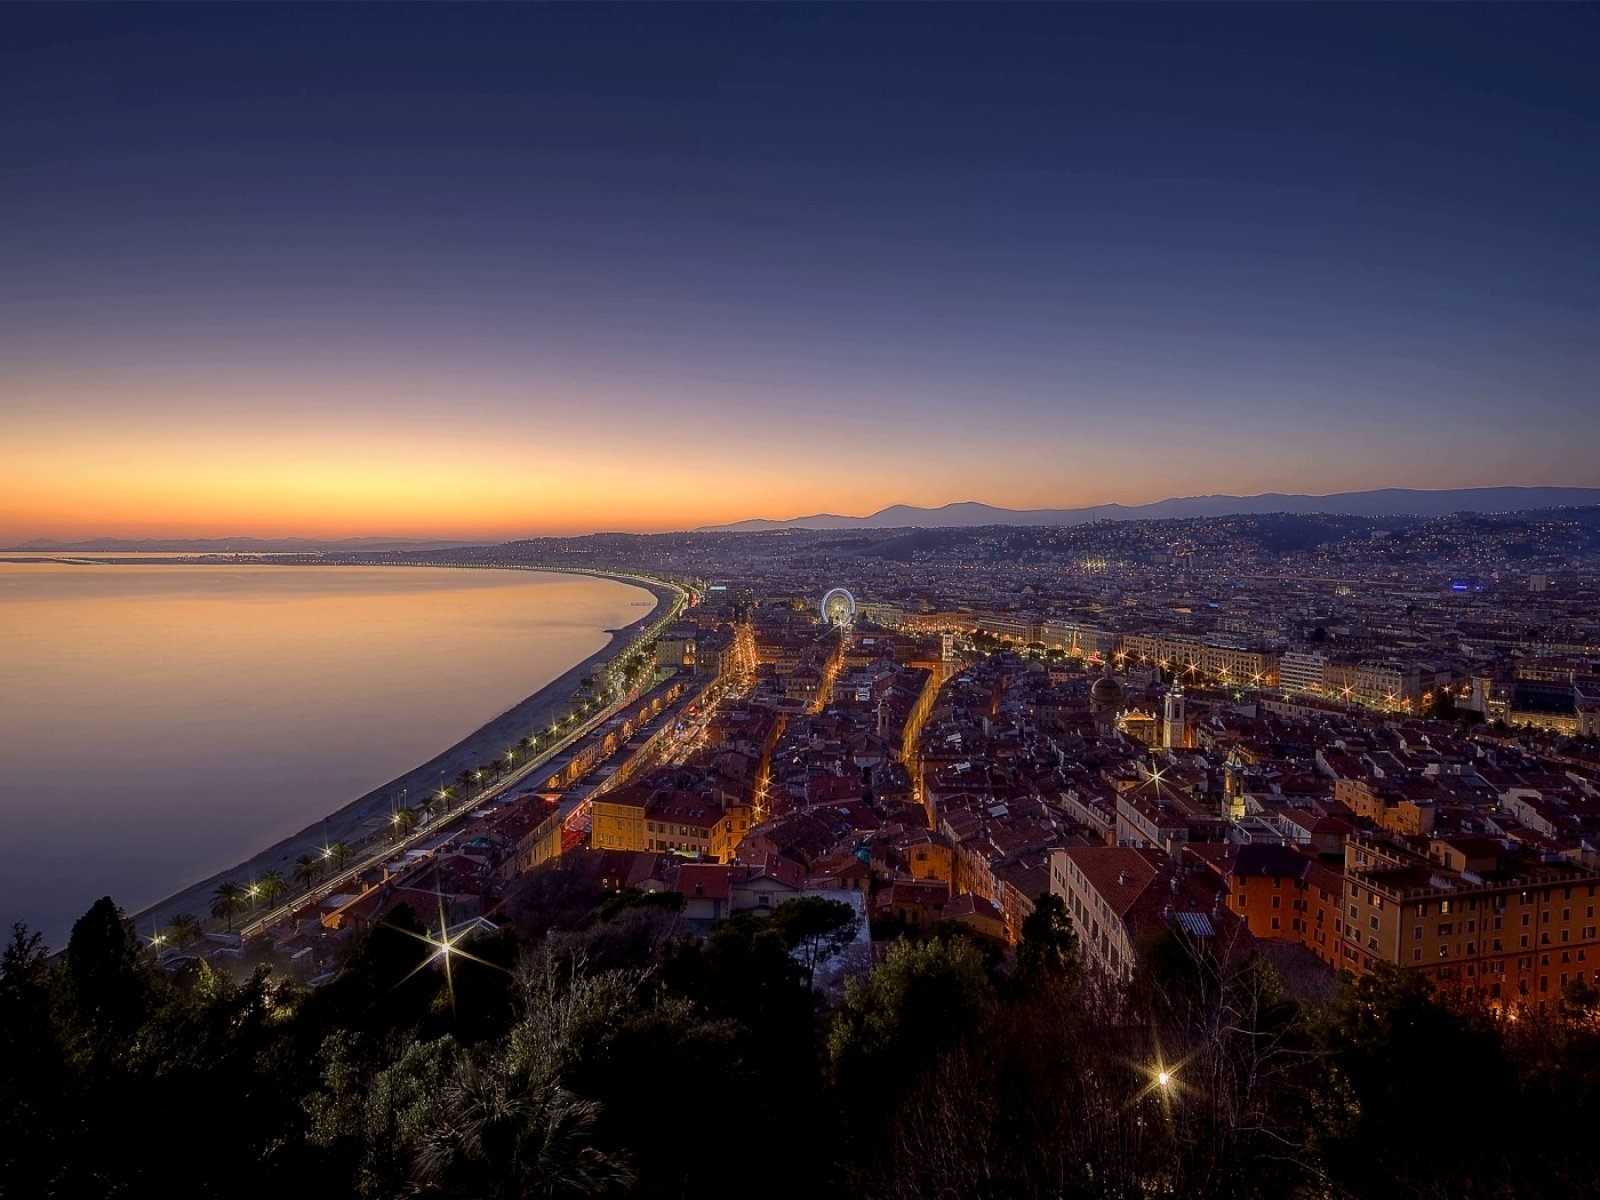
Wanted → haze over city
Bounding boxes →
[4,5,1597,542]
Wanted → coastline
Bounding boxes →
[129,568,676,935]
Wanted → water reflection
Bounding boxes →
[0,564,648,945]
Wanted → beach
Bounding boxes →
[130,570,676,934]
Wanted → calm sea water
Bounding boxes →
[0,563,650,946]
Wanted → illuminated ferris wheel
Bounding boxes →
[820,587,857,627]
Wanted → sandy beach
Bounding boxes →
[131,569,677,933]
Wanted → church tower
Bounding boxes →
[1162,685,1185,749]
[1223,747,1247,822]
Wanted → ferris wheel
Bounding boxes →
[820,587,857,627]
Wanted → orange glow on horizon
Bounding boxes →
[6,369,1581,542]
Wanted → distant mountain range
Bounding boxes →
[3,536,482,554]
[700,487,1600,532]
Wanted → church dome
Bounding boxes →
[1090,671,1126,707]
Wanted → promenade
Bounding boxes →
[132,568,684,938]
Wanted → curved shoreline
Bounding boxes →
[129,567,677,934]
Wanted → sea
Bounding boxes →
[0,559,652,947]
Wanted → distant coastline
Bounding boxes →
[128,566,674,936]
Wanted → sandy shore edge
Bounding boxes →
[129,568,675,934]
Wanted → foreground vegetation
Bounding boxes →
[4,870,1599,1200]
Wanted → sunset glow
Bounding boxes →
[3,6,1595,542]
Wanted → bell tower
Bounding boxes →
[1223,747,1246,822]
[1162,685,1185,749]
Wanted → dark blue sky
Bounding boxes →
[2,4,1596,536]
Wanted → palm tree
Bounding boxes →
[165,912,203,948]
[210,881,245,932]
[412,1056,635,1200]
[258,869,288,906]
[393,808,419,838]
[456,768,474,792]
[293,853,321,891]
[328,840,354,871]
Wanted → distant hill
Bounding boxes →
[3,536,482,553]
[700,487,1600,532]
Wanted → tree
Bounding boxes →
[1,923,67,1191]
[410,1053,634,1200]
[258,870,288,906]
[770,896,859,989]
[829,934,995,1161]
[1314,963,1515,1198]
[164,913,204,948]
[294,853,323,891]
[63,897,149,1043]
[1,922,47,992]
[1013,891,1081,992]
[211,881,246,932]
[329,841,355,871]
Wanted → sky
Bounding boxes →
[2,4,1596,541]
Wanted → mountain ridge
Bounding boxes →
[700,487,1600,532]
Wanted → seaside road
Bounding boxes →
[133,570,686,941]
[236,691,629,938]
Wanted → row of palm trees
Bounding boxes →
[174,637,666,950]
[196,841,355,935]
[447,639,656,807]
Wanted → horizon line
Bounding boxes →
[8,482,1600,547]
